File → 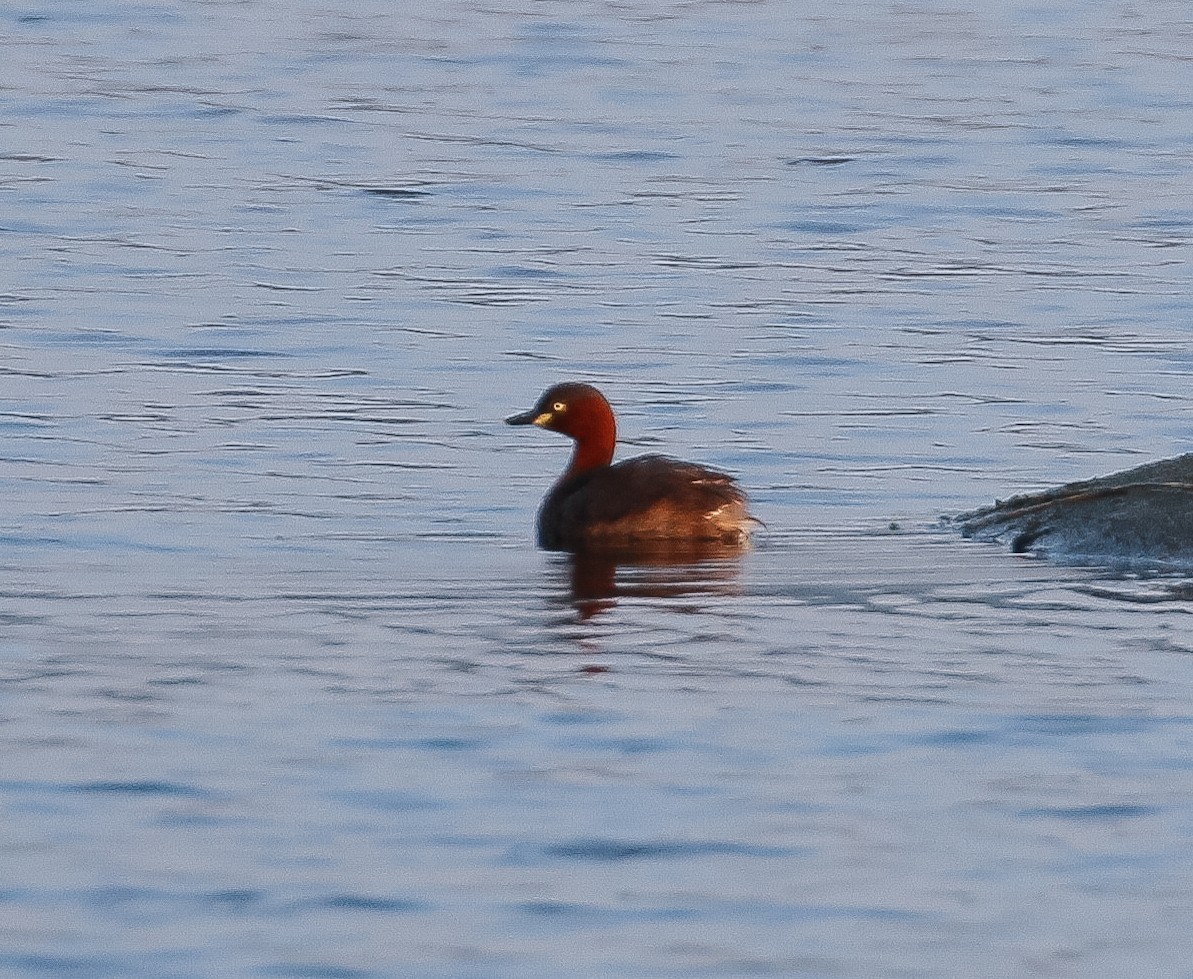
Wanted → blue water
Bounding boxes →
[3,1,1193,977]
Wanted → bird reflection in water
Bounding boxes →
[557,541,747,620]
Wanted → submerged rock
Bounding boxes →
[952,453,1193,567]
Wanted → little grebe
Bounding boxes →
[506,382,754,552]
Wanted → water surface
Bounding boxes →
[2,2,1193,977]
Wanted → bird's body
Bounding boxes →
[506,382,754,553]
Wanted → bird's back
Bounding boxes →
[538,454,752,551]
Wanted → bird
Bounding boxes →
[506,382,754,553]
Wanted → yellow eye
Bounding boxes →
[553,401,566,412]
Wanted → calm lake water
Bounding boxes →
[3,2,1193,977]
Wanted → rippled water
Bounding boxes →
[3,2,1193,977]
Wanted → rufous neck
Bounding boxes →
[562,406,616,479]
[564,435,615,481]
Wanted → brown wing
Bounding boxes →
[539,454,752,550]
